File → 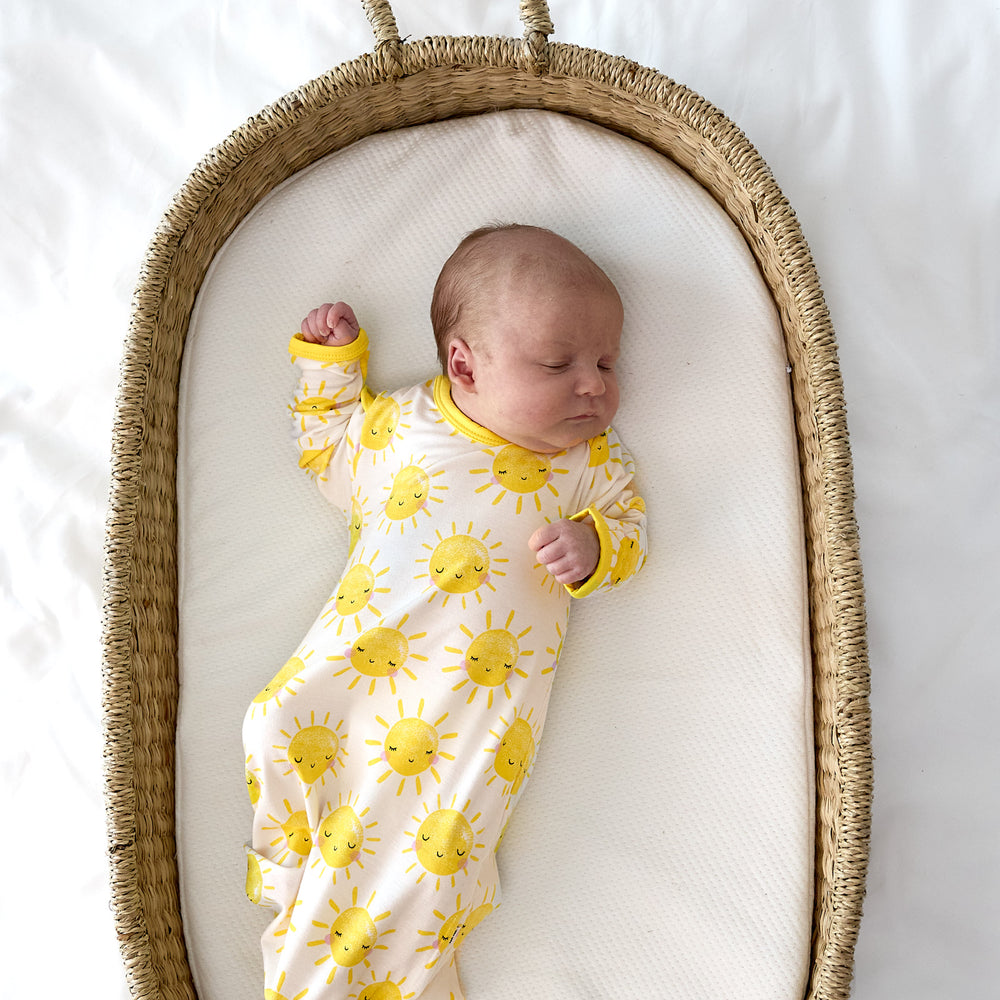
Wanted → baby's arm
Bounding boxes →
[299,301,361,347]
[289,301,369,511]
[533,429,648,597]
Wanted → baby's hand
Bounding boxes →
[529,518,600,588]
[300,301,361,346]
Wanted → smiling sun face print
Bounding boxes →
[329,615,428,696]
[378,457,446,533]
[310,792,380,883]
[261,798,313,865]
[443,610,533,709]
[470,445,566,515]
[308,887,394,986]
[321,547,390,635]
[415,523,507,610]
[367,698,458,796]
[404,795,485,891]
[351,393,410,470]
[272,711,348,796]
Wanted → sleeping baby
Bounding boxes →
[242,223,647,1000]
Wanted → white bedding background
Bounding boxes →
[2,2,997,998]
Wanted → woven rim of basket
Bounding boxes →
[101,6,871,999]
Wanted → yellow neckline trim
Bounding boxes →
[432,375,509,447]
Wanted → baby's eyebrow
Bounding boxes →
[547,338,620,356]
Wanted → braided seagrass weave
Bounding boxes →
[101,2,872,997]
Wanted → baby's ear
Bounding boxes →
[447,338,477,390]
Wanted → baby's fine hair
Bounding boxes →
[429,222,617,371]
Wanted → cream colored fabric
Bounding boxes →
[176,109,812,999]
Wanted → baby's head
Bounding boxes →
[431,224,624,454]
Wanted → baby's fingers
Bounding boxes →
[544,555,587,585]
[528,521,563,553]
[329,301,360,340]
[300,304,335,342]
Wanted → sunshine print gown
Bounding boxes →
[242,329,647,1000]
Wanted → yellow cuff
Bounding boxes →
[288,328,369,363]
[564,506,612,599]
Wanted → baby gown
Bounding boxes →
[243,329,646,1000]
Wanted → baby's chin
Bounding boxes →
[510,419,610,454]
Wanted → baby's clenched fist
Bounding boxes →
[300,301,361,346]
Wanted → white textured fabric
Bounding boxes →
[176,109,811,999]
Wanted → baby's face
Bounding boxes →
[465,277,623,454]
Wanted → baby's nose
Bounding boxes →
[577,367,606,395]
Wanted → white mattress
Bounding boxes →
[176,109,812,999]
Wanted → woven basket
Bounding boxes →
[101,2,872,997]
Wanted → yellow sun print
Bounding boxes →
[415,895,469,968]
[485,708,539,797]
[470,445,565,514]
[244,852,275,906]
[442,610,533,709]
[414,523,507,609]
[308,887,394,986]
[587,430,629,484]
[310,791,380,884]
[453,882,498,948]
[588,431,610,468]
[350,971,417,1000]
[321,547,391,635]
[610,530,644,585]
[246,754,262,809]
[271,711,348,795]
[261,798,313,865]
[350,393,410,470]
[291,377,349,431]
[297,431,338,478]
[328,615,428,696]
[249,649,313,718]
[403,795,486,891]
[348,496,368,556]
[264,969,308,1000]
[378,457,446,532]
[366,698,458,796]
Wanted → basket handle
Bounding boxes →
[360,0,554,74]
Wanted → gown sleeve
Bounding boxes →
[287,329,369,514]
[564,428,648,599]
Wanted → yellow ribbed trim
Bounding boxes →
[432,375,508,447]
[565,506,613,599]
[288,328,369,363]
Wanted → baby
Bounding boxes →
[243,224,647,1000]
